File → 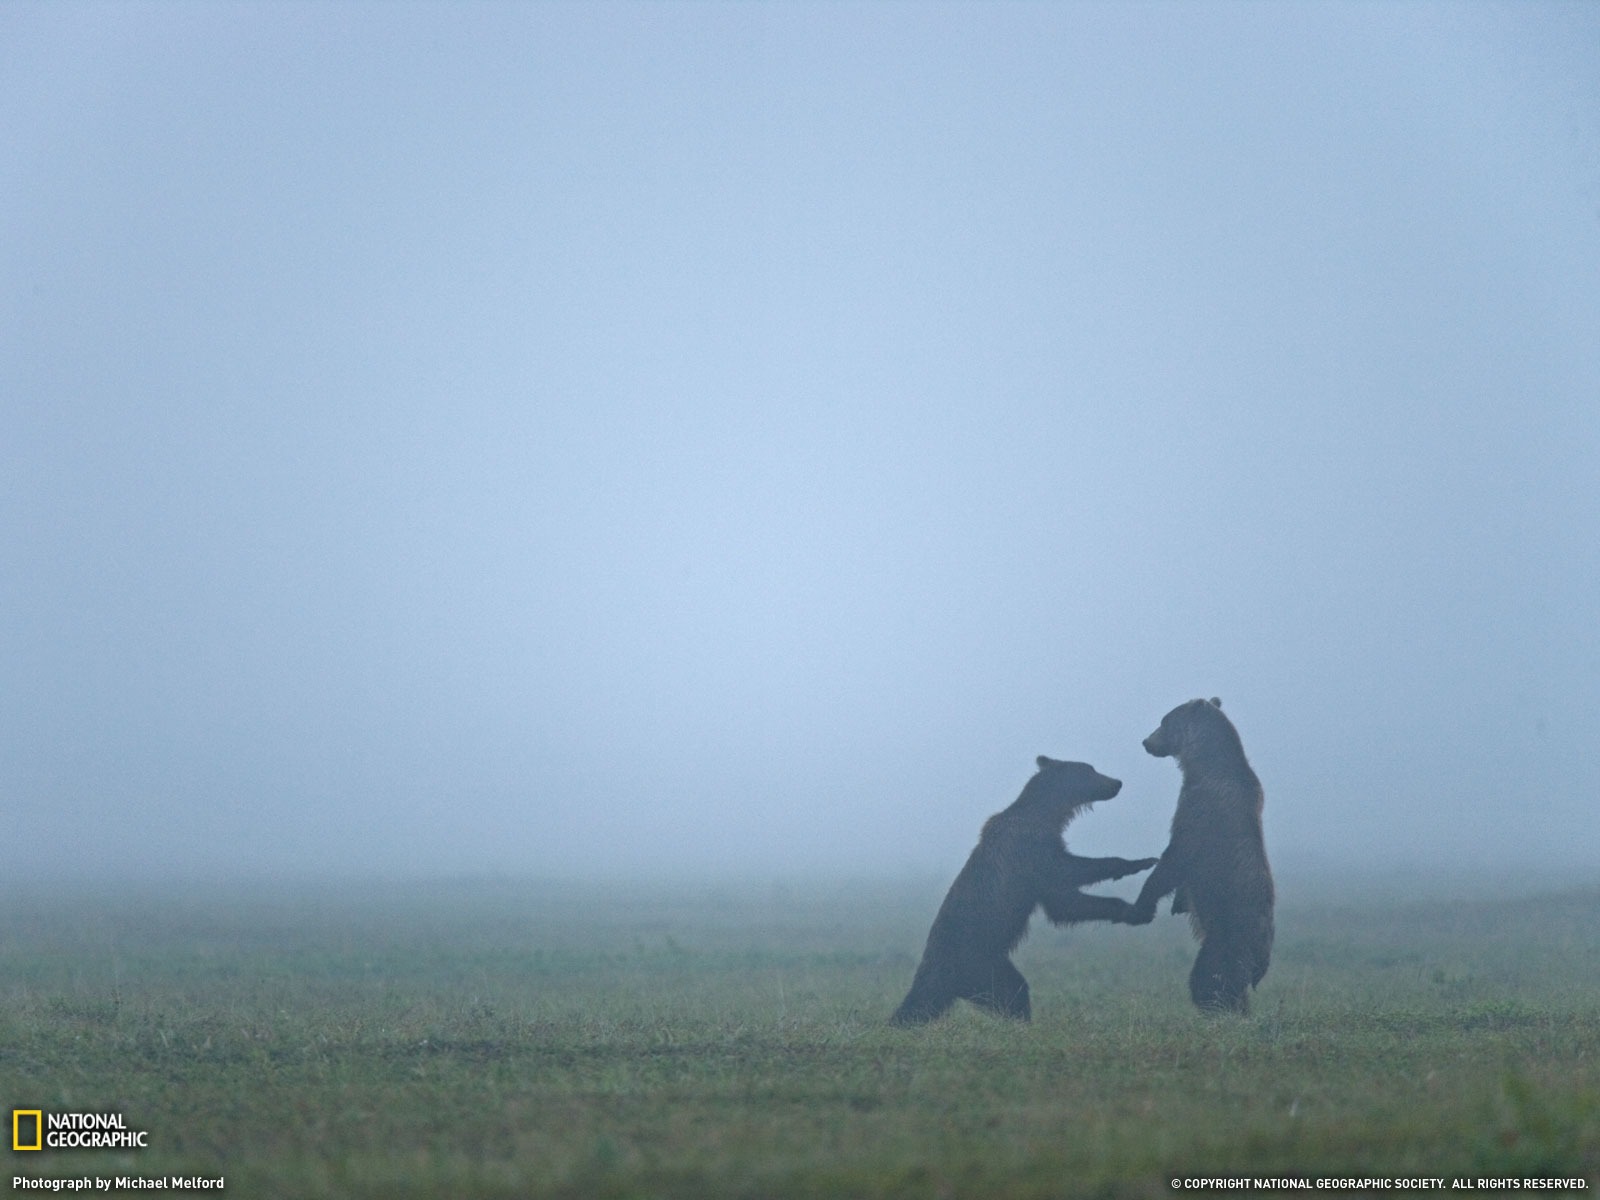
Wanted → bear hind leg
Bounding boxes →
[890,975,958,1026]
[963,957,1031,1021]
[1189,936,1250,1015]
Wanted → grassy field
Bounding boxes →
[3,875,1597,1198]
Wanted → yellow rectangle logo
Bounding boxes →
[13,1109,43,1151]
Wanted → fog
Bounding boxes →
[3,2,1597,888]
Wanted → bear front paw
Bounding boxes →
[1109,857,1160,879]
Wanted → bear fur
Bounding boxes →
[1127,698,1274,1014]
[890,757,1157,1026]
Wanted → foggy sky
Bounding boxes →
[3,2,1598,885]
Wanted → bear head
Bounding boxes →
[1142,697,1226,760]
[1023,756,1123,826]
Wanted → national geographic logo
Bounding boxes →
[12,1111,40,1152]
[12,1110,149,1151]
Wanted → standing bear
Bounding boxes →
[891,757,1157,1026]
[1127,698,1274,1014]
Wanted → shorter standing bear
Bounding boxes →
[891,757,1157,1026]
[1127,698,1274,1014]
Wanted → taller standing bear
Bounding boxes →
[1126,698,1275,1013]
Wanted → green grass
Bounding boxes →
[3,877,1597,1197]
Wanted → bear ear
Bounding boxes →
[1035,755,1054,770]
[1208,697,1223,708]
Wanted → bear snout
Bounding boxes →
[1143,731,1170,757]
